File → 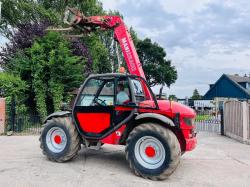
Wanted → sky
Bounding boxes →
[0,36,7,45]
[100,0,250,98]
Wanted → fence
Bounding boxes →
[4,98,42,135]
[5,113,42,135]
[248,104,250,140]
[224,100,250,144]
[178,100,222,134]
[3,97,223,135]
[193,101,222,134]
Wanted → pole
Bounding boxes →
[220,108,224,136]
[0,98,6,134]
[10,96,16,132]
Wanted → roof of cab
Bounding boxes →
[87,73,142,79]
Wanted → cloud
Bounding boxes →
[160,0,215,16]
[100,0,250,98]
[101,0,125,11]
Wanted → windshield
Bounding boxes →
[77,78,115,106]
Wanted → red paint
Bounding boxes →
[145,146,156,157]
[115,106,133,111]
[103,99,198,151]
[69,13,151,99]
[77,113,110,133]
[79,15,145,80]
[101,125,126,144]
[139,100,196,119]
[138,100,197,152]
[69,10,197,153]
[185,137,197,151]
[54,135,62,144]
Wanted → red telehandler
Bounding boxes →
[40,8,197,180]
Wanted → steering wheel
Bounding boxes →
[93,98,107,106]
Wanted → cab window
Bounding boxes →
[77,78,114,106]
[77,78,103,106]
[131,77,157,108]
[131,79,145,102]
[97,80,115,106]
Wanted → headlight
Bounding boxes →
[183,117,195,126]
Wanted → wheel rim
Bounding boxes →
[134,136,165,169]
[46,127,67,153]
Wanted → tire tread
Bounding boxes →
[39,116,81,162]
[125,123,181,180]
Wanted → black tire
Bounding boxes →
[39,116,81,162]
[125,123,181,180]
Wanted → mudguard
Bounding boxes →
[43,111,71,123]
[135,113,175,127]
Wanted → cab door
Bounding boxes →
[73,77,115,137]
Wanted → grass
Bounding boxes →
[195,114,213,121]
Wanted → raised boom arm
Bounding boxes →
[64,8,146,79]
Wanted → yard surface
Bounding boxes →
[0,132,250,187]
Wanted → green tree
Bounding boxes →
[0,72,28,115]
[191,89,202,99]
[100,10,125,72]
[39,0,104,16]
[7,32,85,119]
[0,0,59,38]
[0,72,27,97]
[37,0,112,74]
[1,0,179,118]
[136,38,177,97]
[0,0,110,119]
[83,34,111,74]
[30,31,84,118]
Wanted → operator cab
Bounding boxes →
[73,73,158,139]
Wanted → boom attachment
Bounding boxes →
[63,7,146,80]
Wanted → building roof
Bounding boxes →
[226,74,250,95]
[203,74,250,100]
[226,74,250,83]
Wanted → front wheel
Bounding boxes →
[125,123,181,180]
[39,116,81,162]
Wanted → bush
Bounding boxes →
[27,31,85,119]
[1,20,94,119]
[0,72,27,97]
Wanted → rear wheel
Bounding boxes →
[39,116,81,162]
[125,123,181,180]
